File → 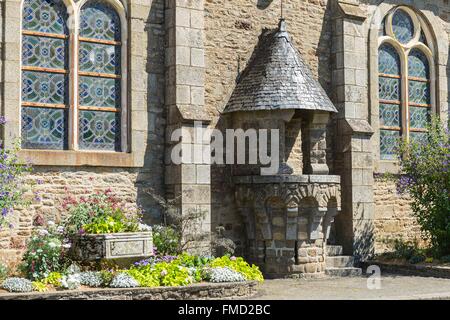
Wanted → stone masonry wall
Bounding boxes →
[373,176,423,254]
[205,0,333,255]
[0,167,161,267]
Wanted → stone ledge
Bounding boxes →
[233,175,340,184]
[18,150,140,168]
[361,261,450,279]
[0,281,258,300]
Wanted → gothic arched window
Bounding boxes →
[21,0,69,149]
[378,7,433,160]
[21,0,126,152]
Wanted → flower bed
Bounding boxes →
[0,253,263,295]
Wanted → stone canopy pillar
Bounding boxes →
[304,112,330,175]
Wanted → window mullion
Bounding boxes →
[402,49,410,144]
[71,27,79,151]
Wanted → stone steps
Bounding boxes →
[326,256,355,268]
[326,245,343,257]
[325,245,362,277]
[325,267,363,277]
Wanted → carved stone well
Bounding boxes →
[223,19,340,277]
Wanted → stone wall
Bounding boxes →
[0,281,258,300]
[373,176,423,254]
[0,167,161,266]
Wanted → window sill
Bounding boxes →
[19,149,140,168]
[376,160,401,174]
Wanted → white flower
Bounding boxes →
[57,226,65,233]
[138,223,152,232]
[47,221,55,227]
[38,229,49,236]
[62,243,71,249]
[48,241,58,248]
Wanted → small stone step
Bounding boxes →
[325,267,362,277]
[325,245,343,257]
[326,256,355,268]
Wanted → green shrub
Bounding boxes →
[43,272,63,287]
[397,117,450,257]
[152,225,180,256]
[210,256,264,282]
[0,117,32,229]
[32,281,49,292]
[19,225,68,280]
[440,255,450,263]
[0,263,9,281]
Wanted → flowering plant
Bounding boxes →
[19,222,70,280]
[62,190,143,235]
[0,116,32,228]
[397,117,450,257]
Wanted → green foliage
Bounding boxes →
[99,270,114,287]
[176,253,212,268]
[127,257,196,287]
[440,255,450,263]
[0,133,32,228]
[20,224,68,280]
[152,225,180,256]
[210,256,264,282]
[125,268,160,287]
[397,117,450,256]
[32,281,49,292]
[43,272,63,286]
[0,263,9,281]
[62,191,141,235]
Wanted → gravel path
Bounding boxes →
[249,275,450,300]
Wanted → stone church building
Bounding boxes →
[0,0,449,277]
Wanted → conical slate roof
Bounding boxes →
[223,19,337,114]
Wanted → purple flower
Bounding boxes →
[0,116,6,126]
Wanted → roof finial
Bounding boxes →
[281,0,284,20]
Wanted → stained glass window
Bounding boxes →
[408,49,431,140]
[78,1,122,151]
[21,0,69,150]
[392,9,414,44]
[378,43,401,160]
[378,8,433,160]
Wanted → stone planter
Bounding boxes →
[70,232,153,262]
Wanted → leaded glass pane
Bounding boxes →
[408,49,429,79]
[392,9,415,44]
[79,42,120,75]
[22,35,67,69]
[380,130,400,160]
[79,76,120,108]
[410,132,428,145]
[22,0,68,34]
[80,2,121,41]
[379,103,400,127]
[409,107,431,129]
[79,110,120,151]
[21,107,67,149]
[379,77,400,101]
[22,71,67,104]
[409,80,430,105]
[378,44,400,75]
